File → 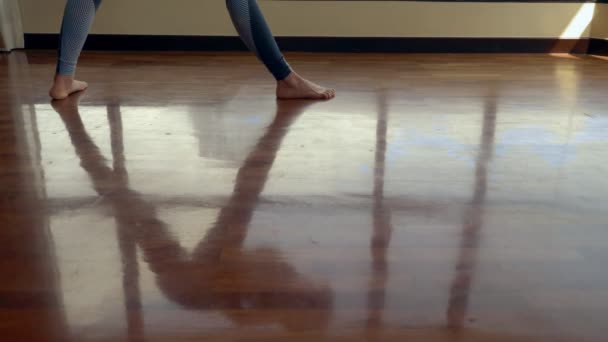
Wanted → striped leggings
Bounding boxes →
[56,0,292,80]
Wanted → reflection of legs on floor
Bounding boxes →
[193,100,312,254]
[52,95,332,330]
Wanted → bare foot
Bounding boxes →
[50,87,85,115]
[276,72,335,100]
[49,75,88,100]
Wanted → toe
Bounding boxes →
[71,80,88,93]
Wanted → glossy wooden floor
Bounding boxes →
[1,51,608,341]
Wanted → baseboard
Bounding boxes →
[24,34,590,54]
[588,38,608,55]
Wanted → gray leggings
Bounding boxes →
[56,0,292,80]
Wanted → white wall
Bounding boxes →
[19,0,594,39]
[591,3,608,39]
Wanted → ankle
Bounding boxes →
[54,74,74,86]
[279,72,301,87]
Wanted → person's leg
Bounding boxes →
[225,0,335,100]
[50,0,102,100]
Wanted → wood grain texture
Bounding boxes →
[1,51,608,341]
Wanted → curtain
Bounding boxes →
[0,0,25,51]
